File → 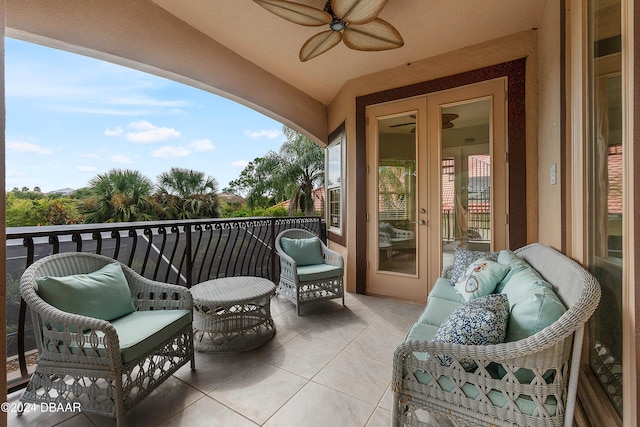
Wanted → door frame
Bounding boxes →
[354,59,528,294]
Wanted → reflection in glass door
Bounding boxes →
[440,100,492,268]
[377,114,418,275]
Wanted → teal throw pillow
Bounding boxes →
[280,236,324,266]
[454,258,510,302]
[505,287,566,342]
[36,262,135,322]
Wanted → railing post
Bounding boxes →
[185,224,192,288]
[270,218,276,283]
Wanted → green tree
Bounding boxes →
[80,169,160,223]
[227,126,324,216]
[156,167,220,219]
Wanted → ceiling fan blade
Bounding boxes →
[299,30,343,62]
[254,0,332,26]
[343,18,404,51]
[331,0,387,25]
[389,122,415,128]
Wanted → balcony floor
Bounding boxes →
[7,292,453,427]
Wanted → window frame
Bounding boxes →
[326,123,346,245]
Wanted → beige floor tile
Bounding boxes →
[378,385,394,411]
[345,294,394,313]
[264,381,375,427]
[174,351,261,394]
[85,376,204,427]
[160,395,258,427]
[299,318,366,350]
[312,351,390,405]
[344,328,404,365]
[208,362,307,425]
[366,407,391,427]
[263,336,340,379]
[366,309,416,336]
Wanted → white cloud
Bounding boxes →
[77,165,97,172]
[126,120,180,144]
[152,145,190,158]
[104,126,124,137]
[190,138,215,152]
[244,129,280,139]
[7,140,52,155]
[232,160,250,168]
[112,154,133,164]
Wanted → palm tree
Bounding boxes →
[81,169,159,223]
[226,127,324,216]
[276,127,324,216]
[156,167,220,219]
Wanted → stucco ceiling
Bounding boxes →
[152,0,545,105]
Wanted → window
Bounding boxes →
[326,124,345,239]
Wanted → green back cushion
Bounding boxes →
[496,250,567,341]
[36,262,135,321]
[280,236,324,266]
[506,286,566,341]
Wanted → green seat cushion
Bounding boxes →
[417,297,462,327]
[506,287,566,342]
[297,264,343,282]
[36,262,135,322]
[405,323,440,361]
[48,309,191,364]
[111,310,192,363]
[281,237,324,266]
[453,258,510,301]
[428,278,465,303]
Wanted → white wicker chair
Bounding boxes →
[19,252,195,426]
[392,243,601,427]
[275,228,344,315]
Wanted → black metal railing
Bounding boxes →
[6,216,323,392]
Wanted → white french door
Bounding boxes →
[366,79,507,302]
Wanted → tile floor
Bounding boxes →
[6,292,449,427]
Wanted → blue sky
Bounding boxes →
[5,38,286,193]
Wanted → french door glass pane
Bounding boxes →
[377,114,417,274]
[441,100,491,268]
[587,0,623,415]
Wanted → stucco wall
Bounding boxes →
[536,1,563,251]
[328,30,541,293]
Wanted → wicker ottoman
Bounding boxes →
[191,276,276,352]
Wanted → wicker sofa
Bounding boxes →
[392,243,601,427]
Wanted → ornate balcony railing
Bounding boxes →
[5,216,324,393]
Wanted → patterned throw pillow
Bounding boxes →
[449,248,498,283]
[454,258,511,302]
[432,294,509,371]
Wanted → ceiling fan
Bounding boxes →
[389,113,460,133]
[253,0,404,62]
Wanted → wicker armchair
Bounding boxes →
[275,228,344,315]
[19,252,195,426]
[392,243,601,427]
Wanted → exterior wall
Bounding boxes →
[328,30,540,293]
[5,0,328,146]
[536,1,563,251]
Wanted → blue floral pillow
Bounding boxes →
[432,294,509,371]
[449,248,498,283]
